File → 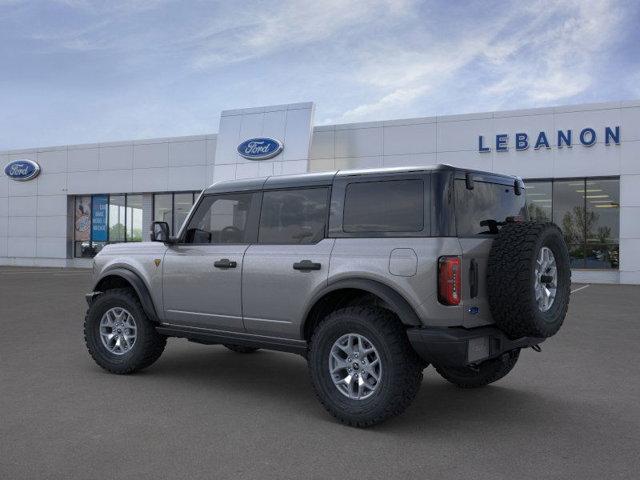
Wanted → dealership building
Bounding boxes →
[1,100,639,284]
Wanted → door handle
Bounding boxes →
[214,258,237,269]
[293,260,321,271]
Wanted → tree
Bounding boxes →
[527,203,551,222]
[109,223,125,241]
[561,206,598,245]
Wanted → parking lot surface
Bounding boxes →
[1,267,639,479]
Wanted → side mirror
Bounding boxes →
[150,221,170,242]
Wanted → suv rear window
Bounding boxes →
[455,180,526,236]
[343,180,424,233]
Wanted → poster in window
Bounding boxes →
[75,196,91,241]
[92,195,108,242]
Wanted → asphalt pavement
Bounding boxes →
[1,267,639,479]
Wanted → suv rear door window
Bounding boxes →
[455,180,526,236]
[258,188,329,244]
[343,179,424,233]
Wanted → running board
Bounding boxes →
[155,324,308,356]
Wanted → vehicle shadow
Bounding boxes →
[138,343,585,434]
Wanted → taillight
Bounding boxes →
[438,256,461,305]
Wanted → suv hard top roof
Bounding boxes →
[203,164,521,195]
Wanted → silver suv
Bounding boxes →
[84,165,571,427]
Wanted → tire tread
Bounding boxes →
[487,222,571,339]
[84,288,166,375]
[309,306,423,428]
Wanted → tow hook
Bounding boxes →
[530,344,542,353]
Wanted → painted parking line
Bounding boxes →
[571,284,590,294]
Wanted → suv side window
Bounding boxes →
[258,188,329,244]
[184,193,254,244]
[343,179,424,233]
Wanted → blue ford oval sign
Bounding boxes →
[237,137,283,160]
[4,159,41,181]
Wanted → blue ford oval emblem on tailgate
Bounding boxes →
[4,159,41,181]
[237,137,283,160]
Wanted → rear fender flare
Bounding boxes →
[302,278,422,337]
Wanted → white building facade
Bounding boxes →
[1,100,639,284]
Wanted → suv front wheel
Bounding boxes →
[84,288,167,374]
[308,306,423,427]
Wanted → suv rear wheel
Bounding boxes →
[308,306,423,427]
[435,349,520,388]
[84,288,167,374]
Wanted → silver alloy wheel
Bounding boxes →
[534,246,558,312]
[329,333,382,400]
[100,307,137,355]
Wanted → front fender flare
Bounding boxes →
[93,267,160,323]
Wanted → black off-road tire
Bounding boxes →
[308,306,423,428]
[487,222,571,339]
[84,288,167,374]
[435,349,520,388]
[223,344,260,354]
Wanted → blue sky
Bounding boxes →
[1,0,639,150]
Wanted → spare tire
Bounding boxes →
[487,222,571,339]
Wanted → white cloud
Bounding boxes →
[191,0,415,69]
[482,0,621,105]
[338,36,492,121]
[339,85,429,121]
[334,0,625,122]
[0,0,633,149]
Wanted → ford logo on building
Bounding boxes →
[4,159,41,181]
[237,137,283,160]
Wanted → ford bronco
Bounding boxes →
[84,165,570,427]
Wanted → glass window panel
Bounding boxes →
[585,179,619,245]
[91,195,109,242]
[343,180,424,233]
[552,180,586,246]
[259,188,328,244]
[174,193,195,236]
[126,194,143,242]
[584,243,619,270]
[567,244,587,269]
[74,241,95,258]
[74,196,91,242]
[185,194,253,244]
[525,180,552,222]
[109,195,126,243]
[154,193,173,232]
[455,181,526,236]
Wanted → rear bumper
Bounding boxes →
[407,325,544,368]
